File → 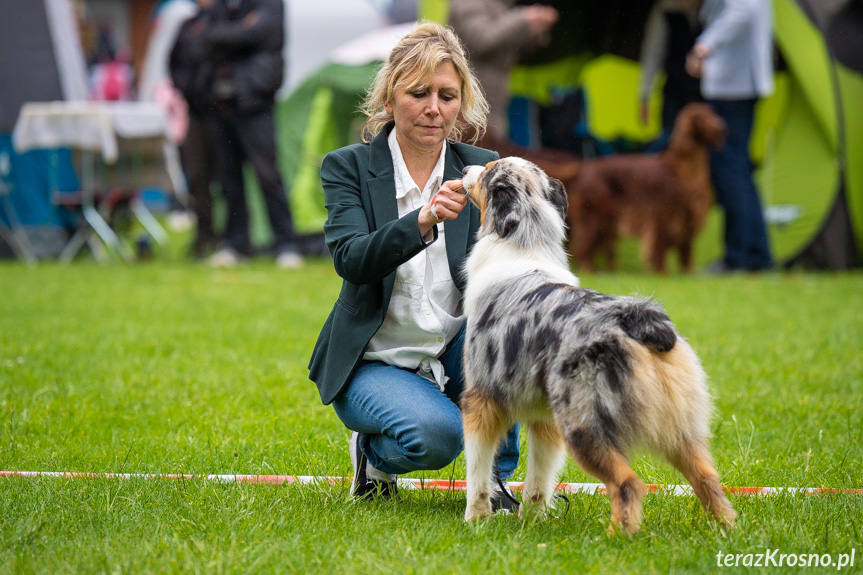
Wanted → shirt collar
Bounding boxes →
[388,129,447,201]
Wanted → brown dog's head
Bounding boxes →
[462,157,568,242]
[669,103,727,151]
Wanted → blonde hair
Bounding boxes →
[359,21,488,144]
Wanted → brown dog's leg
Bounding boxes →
[565,428,645,535]
[669,442,737,528]
[462,388,510,522]
[521,422,565,519]
[641,226,667,274]
[678,241,694,273]
[572,217,602,273]
[601,236,618,271]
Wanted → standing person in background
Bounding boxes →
[448,0,559,143]
[169,0,221,258]
[204,0,303,269]
[686,0,774,273]
[139,0,197,106]
[638,0,703,152]
[309,22,521,509]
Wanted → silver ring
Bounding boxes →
[430,202,441,220]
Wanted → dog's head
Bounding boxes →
[671,103,727,151]
[462,157,568,242]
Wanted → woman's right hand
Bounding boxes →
[418,179,468,236]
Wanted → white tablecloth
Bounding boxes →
[12,101,171,164]
[12,101,187,199]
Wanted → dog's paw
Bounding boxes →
[464,501,493,522]
[716,507,738,532]
[518,497,550,521]
[518,505,539,521]
[607,518,641,537]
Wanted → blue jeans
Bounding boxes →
[708,99,773,270]
[332,325,521,479]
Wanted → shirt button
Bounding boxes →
[425,309,431,315]
[438,337,444,343]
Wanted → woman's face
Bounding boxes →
[386,61,462,156]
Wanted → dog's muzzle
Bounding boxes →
[461,165,484,194]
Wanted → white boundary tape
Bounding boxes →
[1,471,861,496]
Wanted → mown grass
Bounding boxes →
[1,256,861,574]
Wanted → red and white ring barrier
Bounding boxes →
[1,471,860,496]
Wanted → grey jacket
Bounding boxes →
[697,0,775,100]
[449,0,550,139]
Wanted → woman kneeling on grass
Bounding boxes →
[308,22,520,509]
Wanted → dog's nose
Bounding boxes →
[461,166,471,176]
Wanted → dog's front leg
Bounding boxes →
[463,430,497,522]
[521,421,565,520]
[462,389,507,522]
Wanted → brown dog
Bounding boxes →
[564,103,726,273]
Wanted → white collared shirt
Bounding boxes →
[363,130,465,390]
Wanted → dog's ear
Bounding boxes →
[710,117,727,150]
[545,178,568,220]
[491,186,520,238]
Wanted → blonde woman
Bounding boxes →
[309,22,520,508]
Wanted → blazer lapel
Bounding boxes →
[367,128,399,230]
[365,128,400,306]
[443,146,471,290]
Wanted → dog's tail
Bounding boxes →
[615,299,677,353]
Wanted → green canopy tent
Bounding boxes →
[766,0,863,268]
[275,0,863,269]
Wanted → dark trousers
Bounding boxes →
[708,98,773,270]
[208,105,297,255]
[181,112,217,251]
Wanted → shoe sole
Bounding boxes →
[349,432,367,498]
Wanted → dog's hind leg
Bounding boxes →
[462,388,509,522]
[564,428,645,535]
[678,241,694,273]
[640,226,667,273]
[668,441,737,528]
[601,236,618,271]
[520,422,565,520]
[571,211,602,273]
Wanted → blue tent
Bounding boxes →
[0,0,89,259]
[0,135,79,258]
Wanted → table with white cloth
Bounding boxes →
[12,101,188,262]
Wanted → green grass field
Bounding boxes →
[1,254,861,574]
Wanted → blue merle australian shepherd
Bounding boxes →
[459,157,736,535]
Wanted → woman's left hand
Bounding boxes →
[418,179,467,235]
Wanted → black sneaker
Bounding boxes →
[349,431,398,500]
[490,475,520,514]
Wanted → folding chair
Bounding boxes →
[0,149,37,265]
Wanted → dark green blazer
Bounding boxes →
[308,126,498,405]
